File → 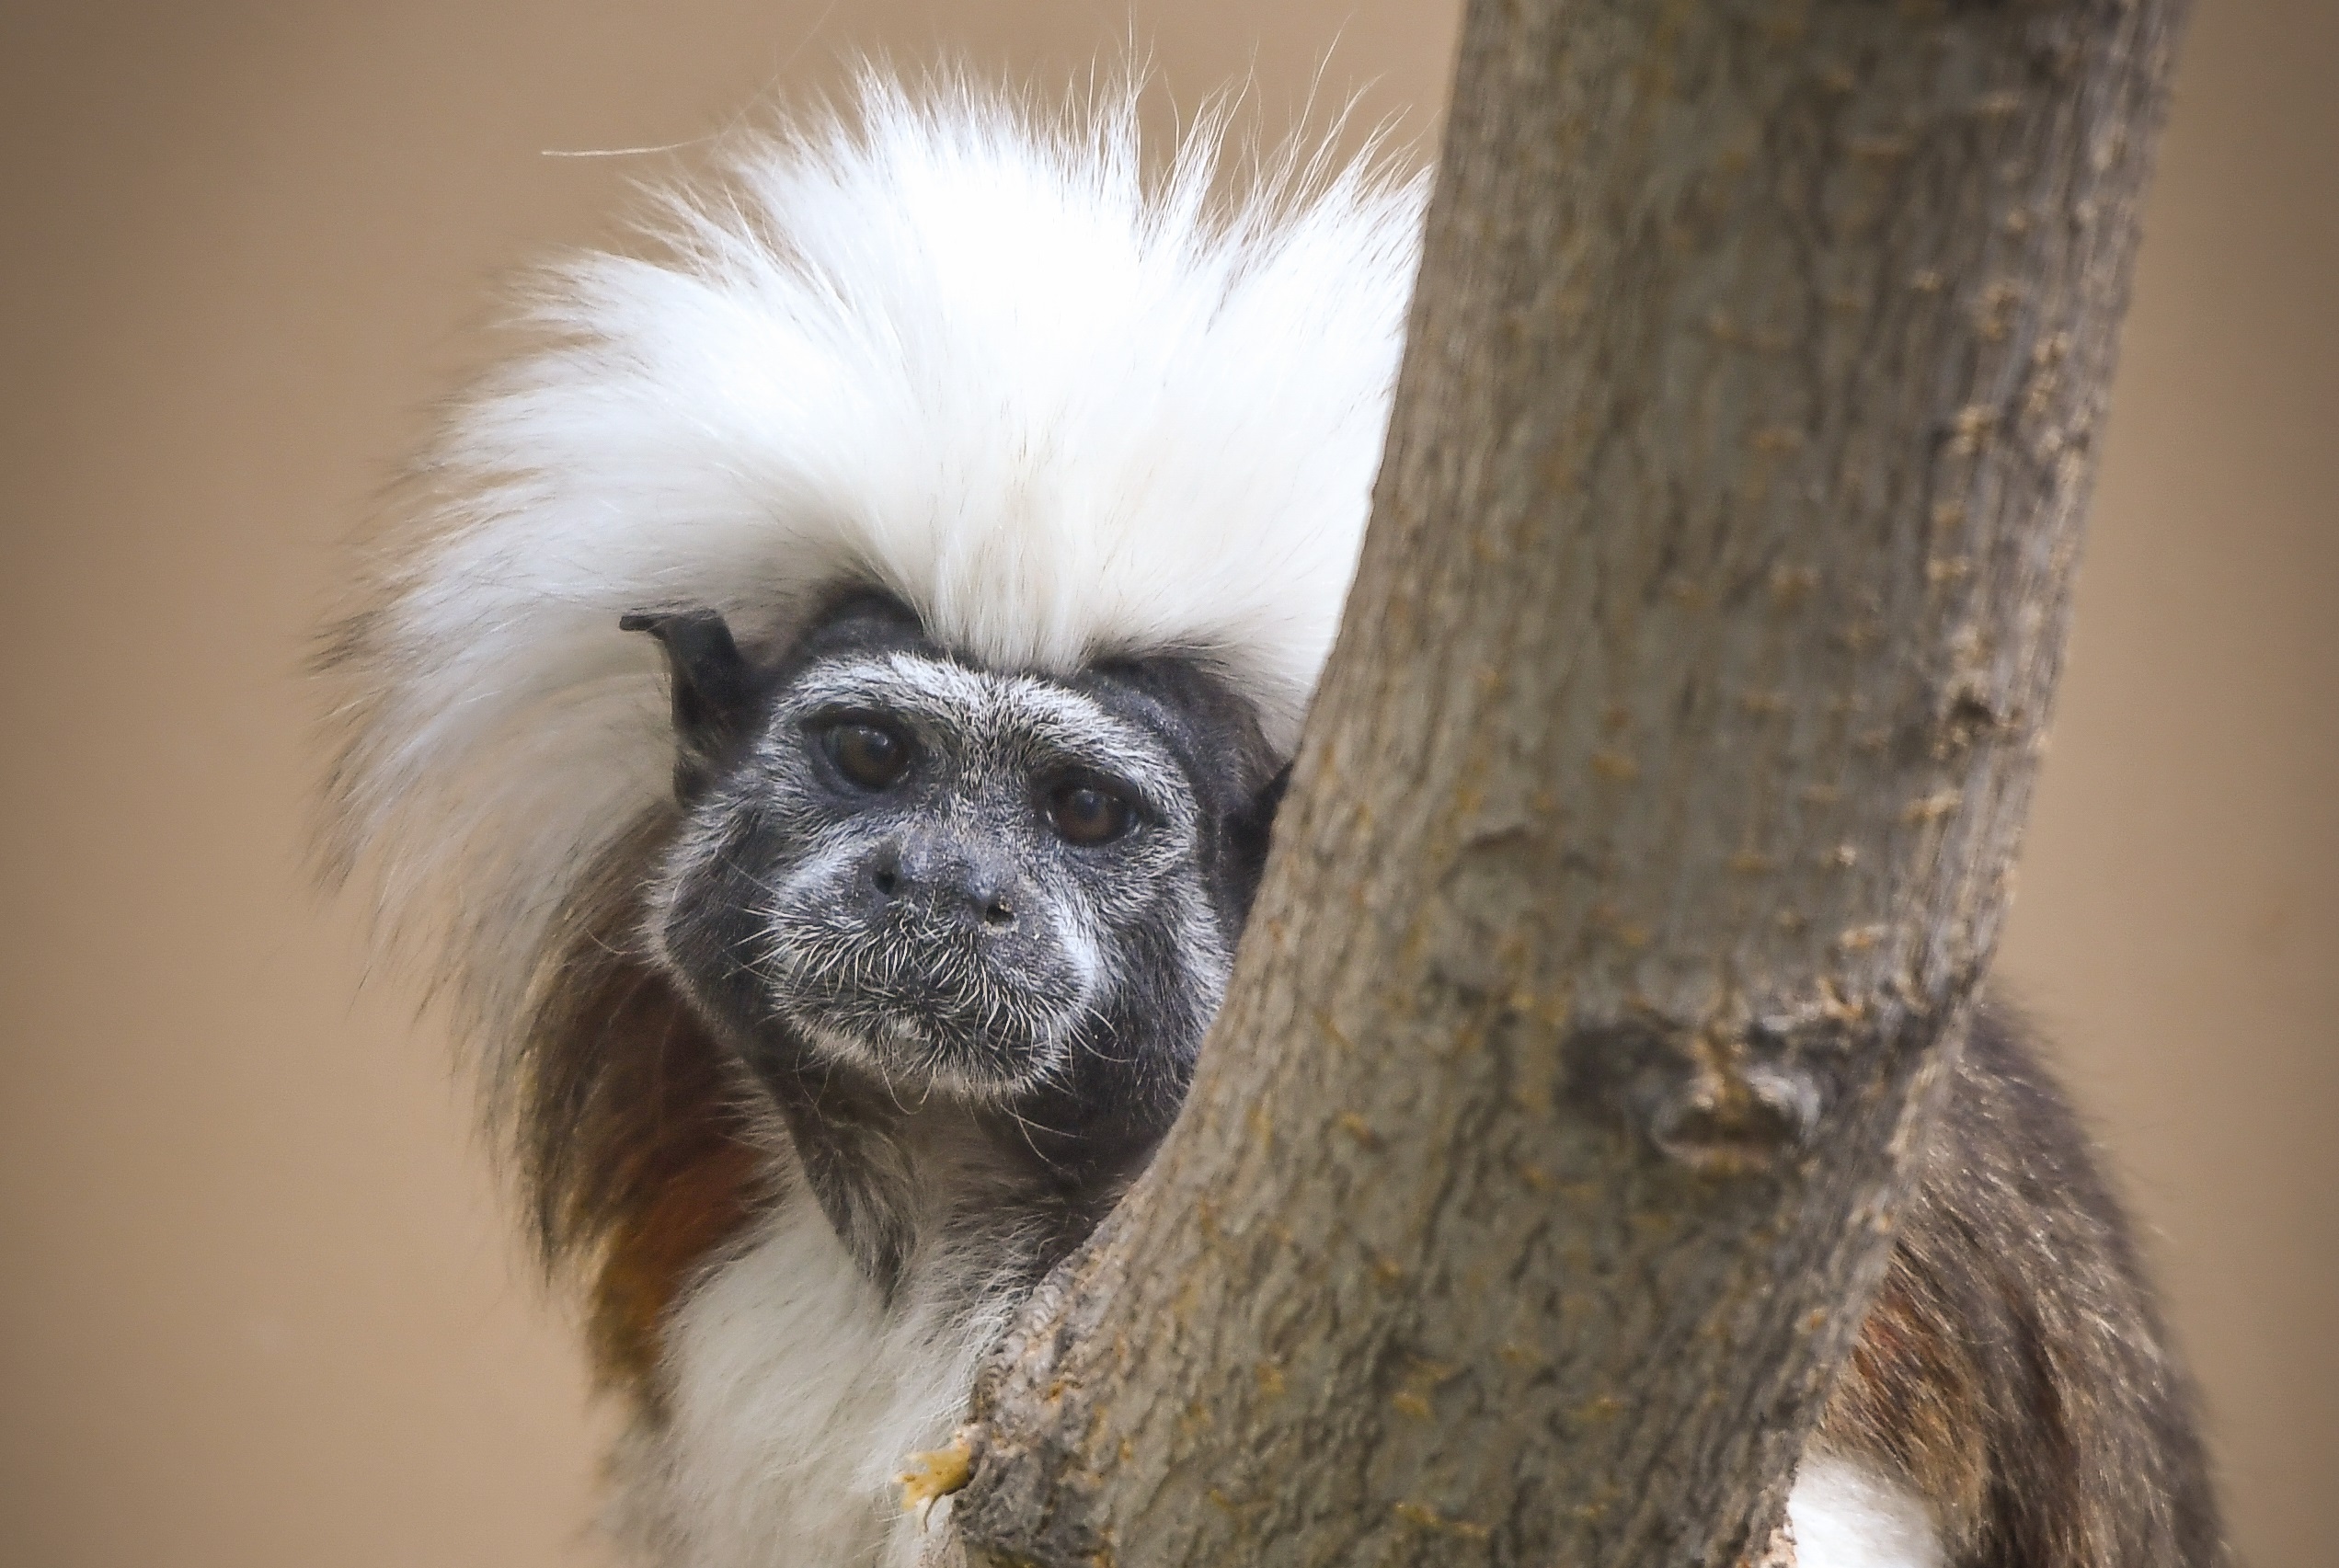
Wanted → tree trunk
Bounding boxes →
[946,0,2187,1563]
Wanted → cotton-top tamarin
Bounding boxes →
[321,73,2221,1568]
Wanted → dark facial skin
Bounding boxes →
[629,593,1285,1297]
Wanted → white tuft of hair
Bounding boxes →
[1788,1452,1949,1568]
[322,70,1427,1049]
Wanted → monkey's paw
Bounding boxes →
[896,1427,979,1529]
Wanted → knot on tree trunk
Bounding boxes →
[1567,1001,1914,1177]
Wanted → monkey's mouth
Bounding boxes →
[762,929,1090,1097]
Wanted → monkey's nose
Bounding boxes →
[866,841,1017,931]
[954,867,1017,931]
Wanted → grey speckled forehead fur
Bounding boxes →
[771,652,1203,824]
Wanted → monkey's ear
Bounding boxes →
[621,609,758,796]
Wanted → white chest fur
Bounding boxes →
[1788,1451,1948,1568]
[612,1202,1003,1568]
[613,1205,1943,1568]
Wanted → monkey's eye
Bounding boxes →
[1047,781,1136,846]
[820,719,914,791]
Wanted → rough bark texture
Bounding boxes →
[949,0,2187,1563]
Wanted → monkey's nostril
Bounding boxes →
[872,867,899,898]
[981,898,1015,929]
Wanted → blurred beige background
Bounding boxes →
[0,2,2329,1565]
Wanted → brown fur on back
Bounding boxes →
[510,814,774,1405]
[1817,1006,2225,1568]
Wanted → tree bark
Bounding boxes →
[946,1,2187,1563]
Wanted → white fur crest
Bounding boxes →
[327,72,1425,1043]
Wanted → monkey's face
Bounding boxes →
[641,596,1280,1108]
